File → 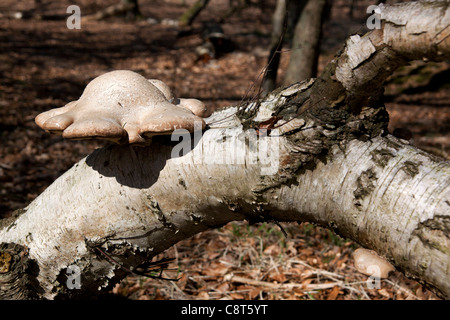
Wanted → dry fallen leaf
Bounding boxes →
[249,288,262,299]
[215,282,230,293]
[268,271,287,284]
[378,288,391,299]
[327,286,341,300]
[197,291,210,299]
[230,293,245,299]
[202,261,230,277]
[263,244,280,256]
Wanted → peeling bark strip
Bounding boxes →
[413,216,450,255]
[0,1,449,299]
[353,168,377,205]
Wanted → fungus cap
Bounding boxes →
[35,70,208,145]
[147,79,211,118]
[177,98,212,118]
[147,79,174,102]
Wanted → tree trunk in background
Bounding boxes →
[261,0,308,96]
[178,0,210,27]
[85,0,142,21]
[349,0,356,18]
[283,0,327,86]
[260,0,287,96]
[121,0,142,21]
[0,1,449,300]
[349,0,386,18]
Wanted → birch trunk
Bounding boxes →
[0,1,449,299]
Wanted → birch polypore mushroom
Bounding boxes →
[147,78,212,118]
[147,79,174,102]
[35,70,208,145]
[353,248,395,279]
[177,98,212,118]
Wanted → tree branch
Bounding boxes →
[0,1,449,299]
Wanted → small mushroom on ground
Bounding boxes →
[35,70,210,145]
[353,248,395,279]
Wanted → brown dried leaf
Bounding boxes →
[327,286,340,300]
[249,288,262,299]
[263,244,280,255]
[216,282,230,293]
[202,261,230,277]
[197,291,210,299]
[268,271,287,284]
[230,293,245,299]
[378,288,391,299]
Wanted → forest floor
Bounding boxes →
[0,0,448,300]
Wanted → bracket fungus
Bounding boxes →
[353,248,395,279]
[35,70,211,145]
[147,78,211,118]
